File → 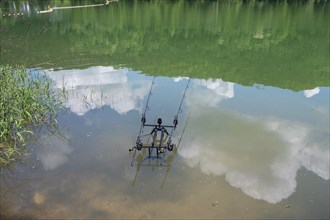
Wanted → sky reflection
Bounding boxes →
[186,79,234,108]
[44,67,329,204]
[36,133,73,171]
[304,87,320,98]
[179,80,329,204]
[45,66,150,115]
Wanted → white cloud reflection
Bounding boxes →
[179,109,329,203]
[179,80,329,204]
[45,66,150,115]
[186,79,234,108]
[304,87,320,98]
[36,134,73,171]
[173,77,189,82]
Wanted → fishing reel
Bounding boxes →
[167,143,175,152]
[129,141,143,152]
[141,114,146,124]
[136,141,143,151]
[173,116,178,128]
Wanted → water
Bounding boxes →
[1,0,329,219]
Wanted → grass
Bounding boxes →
[0,65,65,166]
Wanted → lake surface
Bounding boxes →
[1,0,329,219]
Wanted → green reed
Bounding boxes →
[0,65,65,166]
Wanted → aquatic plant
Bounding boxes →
[0,65,65,166]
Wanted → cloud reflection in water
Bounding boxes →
[180,80,329,204]
[304,87,320,98]
[36,134,73,171]
[45,66,150,115]
[186,79,234,108]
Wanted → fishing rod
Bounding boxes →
[129,77,155,166]
[138,76,155,136]
[161,78,190,162]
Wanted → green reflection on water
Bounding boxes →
[1,0,329,90]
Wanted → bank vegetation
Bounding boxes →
[0,65,64,166]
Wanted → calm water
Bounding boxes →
[1,0,329,219]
